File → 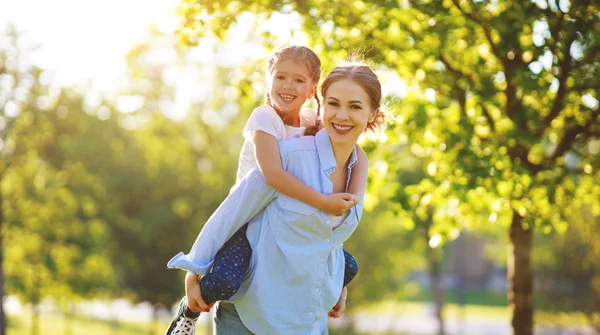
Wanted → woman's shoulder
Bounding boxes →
[278,135,317,157]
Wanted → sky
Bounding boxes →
[0,0,408,121]
[0,0,180,92]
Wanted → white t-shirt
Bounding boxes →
[235,105,317,185]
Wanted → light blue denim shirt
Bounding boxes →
[168,129,363,334]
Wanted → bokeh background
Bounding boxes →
[0,0,599,334]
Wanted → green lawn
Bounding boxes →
[7,301,592,335]
[360,300,592,326]
[6,311,210,335]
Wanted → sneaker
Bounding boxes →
[164,297,200,335]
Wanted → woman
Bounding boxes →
[169,61,386,334]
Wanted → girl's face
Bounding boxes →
[268,59,317,118]
[323,79,375,146]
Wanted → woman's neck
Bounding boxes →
[331,142,355,171]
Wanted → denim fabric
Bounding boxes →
[214,302,254,335]
[168,129,363,334]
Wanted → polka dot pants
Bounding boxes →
[200,224,252,304]
[198,224,360,305]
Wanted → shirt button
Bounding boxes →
[315,288,320,292]
[326,220,331,225]
[309,312,313,316]
[326,239,330,242]
[320,263,324,267]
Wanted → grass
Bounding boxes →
[7,300,594,335]
[360,299,593,326]
[6,310,210,335]
[404,289,508,307]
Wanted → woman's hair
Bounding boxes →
[264,45,322,135]
[320,61,387,133]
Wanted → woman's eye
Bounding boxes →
[351,105,362,110]
[276,75,285,80]
[295,79,305,83]
[327,101,339,106]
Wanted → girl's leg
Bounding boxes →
[165,225,251,335]
[343,249,359,287]
[200,224,251,304]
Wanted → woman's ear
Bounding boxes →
[368,109,379,123]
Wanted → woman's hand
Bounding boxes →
[328,286,347,318]
[185,272,210,312]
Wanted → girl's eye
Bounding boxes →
[350,105,362,110]
[295,78,305,83]
[276,75,285,80]
[327,101,339,107]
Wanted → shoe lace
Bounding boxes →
[172,315,196,335]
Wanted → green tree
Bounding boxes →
[1,51,115,335]
[175,1,600,334]
[0,25,30,335]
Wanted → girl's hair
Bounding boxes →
[264,45,322,136]
[320,61,387,133]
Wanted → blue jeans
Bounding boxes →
[214,302,254,334]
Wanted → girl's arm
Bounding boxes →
[168,169,276,275]
[254,131,354,216]
[347,145,368,200]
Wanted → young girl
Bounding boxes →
[165,45,368,335]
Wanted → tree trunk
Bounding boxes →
[149,303,158,335]
[31,303,39,335]
[507,211,534,335]
[424,218,446,335]
[64,304,74,335]
[427,243,446,335]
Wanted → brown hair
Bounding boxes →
[320,61,387,133]
[264,45,322,135]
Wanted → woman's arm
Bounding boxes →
[347,145,368,200]
[254,130,354,216]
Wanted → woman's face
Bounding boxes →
[322,79,374,146]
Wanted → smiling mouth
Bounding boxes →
[279,94,296,102]
[332,123,354,133]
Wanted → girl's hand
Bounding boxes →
[185,273,210,312]
[321,193,357,216]
[329,286,347,318]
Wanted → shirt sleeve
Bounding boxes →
[243,105,286,142]
[167,169,277,275]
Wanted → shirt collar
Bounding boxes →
[315,129,358,172]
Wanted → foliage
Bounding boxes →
[174,1,600,333]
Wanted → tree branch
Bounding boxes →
[550,115,595,161]
[507,144,541,174]
[438,54,470,122]
[538,31,577,137]
[438,54,477,84]
[450,0,502,61]
[572,82,600,92]
[481,104,496,132]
